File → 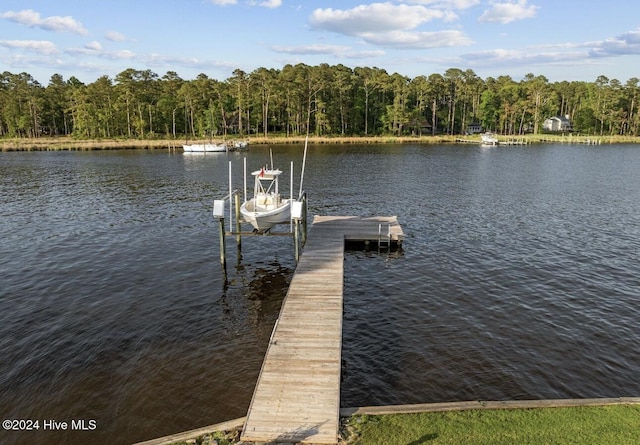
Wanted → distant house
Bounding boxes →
[408,118,433,136]
[543,115,573,132]
[466,121,482,134]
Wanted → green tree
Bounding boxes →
[158,71,184,138]
[382,73,410,135]
[523,73,555,134]
[228,69,249,136]
[624,77,639,135]
[44,74,72,135]
[250,67,277,137]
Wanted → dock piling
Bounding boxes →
[218,217,226,267]
[234,193,241,248]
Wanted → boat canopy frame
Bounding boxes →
[250,168,283,200]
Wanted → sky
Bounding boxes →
[1,0,639,85]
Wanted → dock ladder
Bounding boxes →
[378,223,391,252]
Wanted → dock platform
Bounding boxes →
[241,216,403,444]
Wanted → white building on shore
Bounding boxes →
[543,115,573,132]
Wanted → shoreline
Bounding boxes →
[133,397,640,445]
[2,134,640,152]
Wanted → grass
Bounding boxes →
[0,135,459,151]
[343,405,640,445]
[155,404,640,445]
[2,133,640,151]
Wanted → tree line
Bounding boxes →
[1,64,638,139]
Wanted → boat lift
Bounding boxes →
[213,158,308,268]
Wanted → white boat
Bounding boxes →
[182,143,227,153]
[240,167,291,233]
[480,132,499,145]
[230,140,249,150]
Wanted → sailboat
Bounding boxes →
[240,166,292,233]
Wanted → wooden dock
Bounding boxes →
[241,216,403,444]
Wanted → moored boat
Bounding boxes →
[182,143,227,153]
[481,132,499,145]
[230,140,249,150]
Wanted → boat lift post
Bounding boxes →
[231,161,241,247]
[213,198,227,267]
[213,188,241,268]
[212,161,241,268]
[291,191,307,263]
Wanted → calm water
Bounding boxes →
[1,144,639,444]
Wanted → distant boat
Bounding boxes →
[182,143,227,153]
[230,140,249,150]
[240,167,292,233]
[481,132,499,145]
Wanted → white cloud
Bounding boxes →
[457,29,640,69]
[272,44,352,55]
[103,50,137,60]
[363,29,473,48]
[66,46,137,60]
[271,43,385,59]
[259,0,282,8]
[523,29,640,60]
[397,0,480,9]
[0,39,58,55]
[478,0,538,24]
[310,3,453,35]
[105,31,126,42]
[85,41,102,51]
[346,50,387,59]
[308,3,471,50]
[143,53,238,71]
[591,29,640,57]
[212,0,281,8]
[0,9,88,35]
[461,48,586,66]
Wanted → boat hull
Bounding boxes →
[183,143,227,153]
[240,198,291,232]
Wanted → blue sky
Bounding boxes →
[1,0,639,84]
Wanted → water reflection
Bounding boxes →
[221,261,292,328]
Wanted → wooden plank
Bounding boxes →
[132,418,245,445]
[241,216,402,445]
[244,414,337,425]
[340,397,640,417]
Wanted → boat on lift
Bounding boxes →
[240,166,292,233]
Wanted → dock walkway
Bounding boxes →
[240,216,403,444]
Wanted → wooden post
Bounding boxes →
[294,219,300,262]
[234,192,241,249]
[301,193,308,246]
[218,217,226,267]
